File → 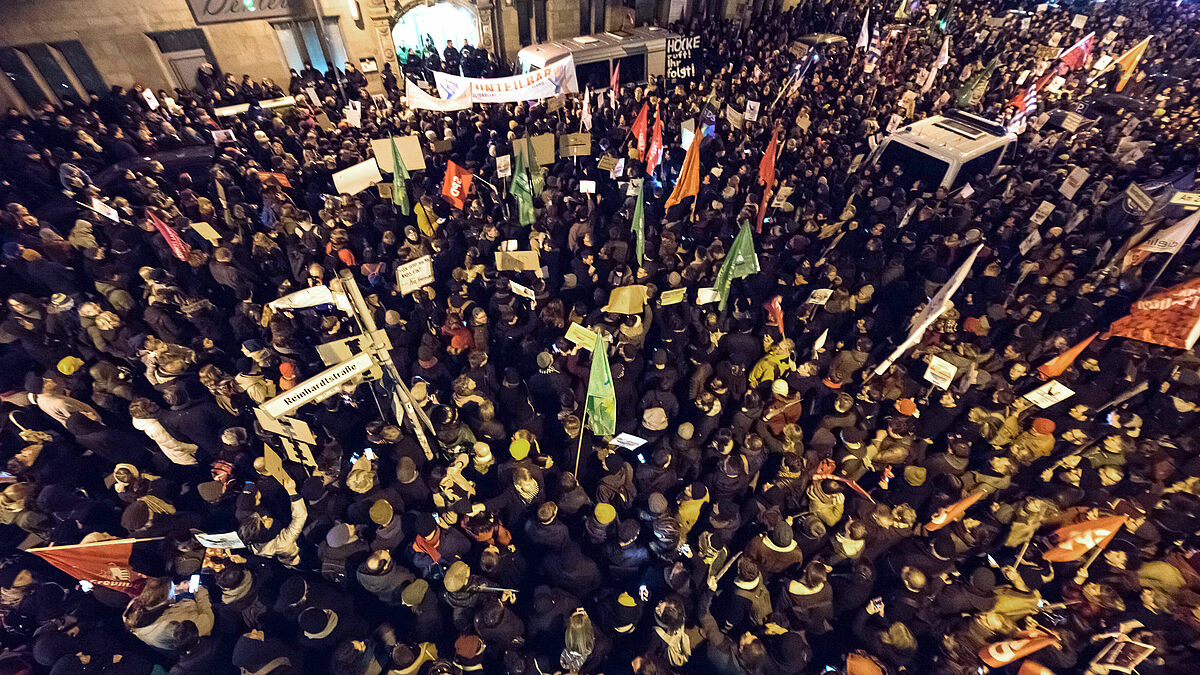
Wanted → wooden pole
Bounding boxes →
[574,408,588,477]
[28,537,165,552]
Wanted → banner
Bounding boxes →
[926,491,984,531]
[146,209,191,262]
[1043,515,1126,562]
[260,352,374,418]
[267,285,335,311]
[30,538,149,595]
[1108,277,1200,350]
[405,78,473,111]
[434,56,578,104]
[979,636,1059,667]
[442,161,473,210]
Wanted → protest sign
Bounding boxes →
[605,285,647,314]
[495,250,542,271]
[332,159,383,195]
[194,532,245,549]
[924,355,958,390]
[666,35,699,83]
[510,280,537,302]
[371,136,426,172]
[395,255,435,295]
[744,101,761,121]
[660,288,687,305]
[697,287,720,304]
[1024,380,1076,408]
[190,221,222,245]
[496,154,512,178]
[559,132,592,157]
[1020,229,1043,255]
[1030,200,1055,226]
[807,289,833,305]
[515,134,556,166]
[1060,167,1090,199]
[566,323,600,348]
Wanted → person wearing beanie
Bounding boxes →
[357,550,415,605]
[586,502,618,545]
[605,519,650,580]
[744,521,804,574]
[319,522,369,586]
[1007,417,1057,467]
[369,498,405,550]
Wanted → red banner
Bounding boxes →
[1107,277,1200,350]
[1043,515,1126,562]
[441,161,473,210]
[927,490,985,531]
[979,636,1058,667]
[146,208,191,261]
[31,538,147,596]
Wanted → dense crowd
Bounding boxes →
[2,0,1200,673]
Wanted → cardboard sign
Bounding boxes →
[807,289,833,305]
[696,287,720,305]
[496,154,512,178]
[332,159,383,196]
[1101,31,1117,46]
[253,407,317,444]
[510,280,537,302]
[315,112,334,130]
[211,129,236,144]
[194,531,245,549]
[960,183,975,199]
[848,154,865,174]
[886,114,903,133]
[597,155,619,172]
[579,180,597,194]
[605,285,647,314]
[744,101,761,122]
[546,92,566,112]
[304,86,319,103]
[1071,13,1087,29]
[430,139,453,153]
[1048,32,1063,47]
[343,101,362,128]
[189,221,222,245]
[660,288,687,306]
[370,136,426,172]
[515,134,556,166]
[1019,229,1043,255]
[565,322,600,348]
[1060,167,1090,199]
[495,250,541,271]
[1030,200,1056,226]
[1060,112,1087,132]
[610,433,649,450]
[376,182,393,199]
[559,132,592,157]
[263,445,289,486]
[395,255,435,295]
[924,355,958,390]
[771,186,794,208]
[1025,379,1075,409]
[90,197,120,222]
[725,105,744,129]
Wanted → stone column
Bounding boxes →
[476,0,498,54]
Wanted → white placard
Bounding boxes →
[1071,13,1087,29]
[1024,379,1075,408]
[260,351,374,418]
[887,114,903,133]
[496,154,512,178]
[395,255,435,295]
[725,105,744,129]
[960,183,975,199]
[90,197,120,222]
[681,119,696,148]
[806,288,833,305]
[1060,167,1090,199]
[370,136,427,172]
[1019,229,1043,255]
[924,355,958,390]
[812,328,828,357]
[580,179,597,194]
[211,129,236,144]
[304,86,319,103]
[343,101,362,128]
[141,89,159,110]
[332,159,384,195]
[696,287,720,304]
[610,433,649,450]
[1049,32,1063,47]
[1101,31,1117,46]
[1060,111,1086,132]
[1030,200,1055,225]
[433,56,578,103]
[194,531,245,549]
[771,186,794,208]
[510,280,537,302]
[744,101,761,122]
[848,154,865,174]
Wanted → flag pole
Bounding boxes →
[574,408,588,477]
[1138,245,1182,300]
[28,537,165,552]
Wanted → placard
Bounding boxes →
[395,255,435,295]
[371,136,426,172]
[744,101,760,122]
[1060,111,1087,132]
[1101,31,1117,46]
[90,197,120,222]
[332,159,384,196]
[514,134,556,166]
[579,180,596,194]
[597,155,619,172]
[610,433,649,450]
[605,285,647,314]
[1071,13,1087,29]
[193,531,245,549]
[253,407,317,445]
[1030,200,1055,226]
[807,288,833,305]
[924,355,958,390]
[559,132,592,157]
[725,106,744,129]
[376,182,393,199]
[1125,184,1153,213]
[211,129,236,144]
[696,287,720,305]
[315,112,334,131]
[681,119,696,149]
[659,288,687,305]
[259,352,374,418]
[190,221,222,245]
[666,35,700,82]
[565,322,600,347]
[1060,167,1090,199]
[344,101,362,128]
[510,280,537,302]
[1024,379,1075,408]
[812,328,828,356]
[1019,229,1042,255]
[263,445,289,486]
[495,250,542,271]
[430,140,453,153]
[546,92,566,112]
[848,154,865,174]
[304,86,319,103]
[496,154,512,178]
[771,186,794,208]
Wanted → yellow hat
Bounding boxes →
[57,356,84,376]
[617,592,636,606]
[594,502,617,524]
[510,438,531,460]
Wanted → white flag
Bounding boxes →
[857,8,872,50]
[268,285,335,311]
[935,35,950,68]
[582,86,592,131]
[1122,209,1200,270]
[405,78,473,111]
[874,244,983,375]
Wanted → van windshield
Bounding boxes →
[877,142,950,191]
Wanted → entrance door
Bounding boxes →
[165,49,208,90]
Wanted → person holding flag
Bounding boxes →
[714,222,760,310]
[579,332,615,473]
[389,136,411,216]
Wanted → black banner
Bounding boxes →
[666,35,700,83]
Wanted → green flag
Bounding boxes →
[715,222,760,311]
[525,135,545,194]
[631,179,646,265]
[584,333,616,436]
[956,56,1000,108]
[510,144,535,226]
[390,136,411,216]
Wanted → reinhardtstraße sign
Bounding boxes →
[260,352,373,418]
[186,0,301,25]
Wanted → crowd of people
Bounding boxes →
[2,0,1200,672]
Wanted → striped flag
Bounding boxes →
[864,23,882,74]
[609,62,620,108]
[581,86,592,130]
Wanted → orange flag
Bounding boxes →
[1037,332,1098,379]
[1043,515,1126,562]
[1019,661,1056,675]
[979,636,1058,667]
[631,102,649,160]
[1114,36,1152,92]
[926,490,985,531]
[665,133,701,209]
[846,652,885,675]
[441,161,473,210]
[31,538,148,596]
[1107,277,1200,350]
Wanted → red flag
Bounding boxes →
[146,208,191,262]
[755,128,779,232]
[1019,661,1056,675]
[441,161,473,210]
[609,62,620,108]
[764,295,785,338]
[926,490,986,531]
[979,636,1058,667]
[645,108,664,175]
[1037,332,1098,379]
[31,538,148,596]
[631,102,649,160]
[1058,32,1095,71]
[1107,277,1200,350]
[1043,515,1126,562]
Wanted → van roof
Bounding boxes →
[518,26,675,67]
[888,110,1015,161]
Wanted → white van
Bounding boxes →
[871,111,1016,190]
[517,27,676,91]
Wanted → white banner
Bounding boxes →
[405,78,474,111]
[434,56,579,104]
[268,285,335,311]
[260,352,373,418]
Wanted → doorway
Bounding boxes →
[165,49,209,90]
[273,19,349,75]
[391,0,481,61]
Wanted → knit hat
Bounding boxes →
[57,356,84,376]
[120,500,151,532]
[617,591,637,607]
[325,523,354,548]
[641,407,668,431]
[536,352,553,369]
[397,457,418,483]
[1032,418,1055,434]
[454,634,483,658]
[772,380,789,396]
[299,607,338,639]
[903,466,927,485]
[594,502,617,525]
[197,481,225,503]
[369,499,394,525]
[401,579,429,606]
[770,522,794,547]
[648,492,668,514]
[444,561,471,592]
[896,398,918,416]
[676,422,695,440]
[510,438,531,460]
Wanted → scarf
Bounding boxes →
[413,530,442,564]
[139,495,175,515]
[654,625,693,666]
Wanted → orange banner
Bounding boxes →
[927,490,985,531]
[1043,515,1126,562]
[979,636,1058,667]
[1107,277,1200,350]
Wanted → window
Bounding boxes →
[514,0,533,47]
[146,29,218,67]
[274,18,348,73]
[53,41,106,95]
[877,141,950,191]
[0,48,47,106]
[615,54,645,84]
[575,60,610,90]
[955,147,1003,188]
[24,44,77,103]
[533,0,548,43]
